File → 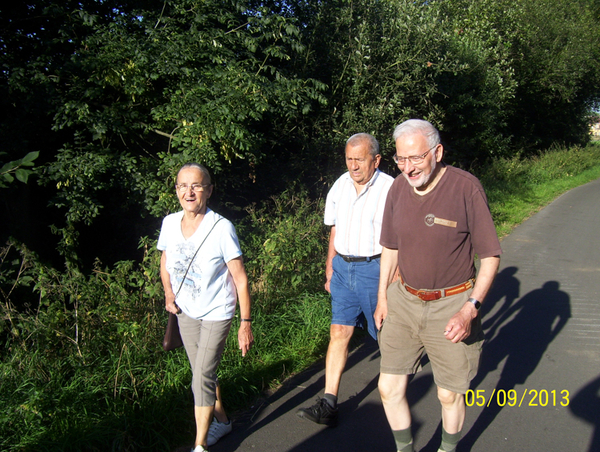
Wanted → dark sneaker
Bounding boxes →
[297,398,338,427]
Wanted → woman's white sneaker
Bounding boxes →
[207,417,233,446]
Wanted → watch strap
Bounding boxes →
[467,297,481,310]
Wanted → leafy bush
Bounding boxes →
[0,238,194,451]
[0,189,332,450]
[238,190,329,312]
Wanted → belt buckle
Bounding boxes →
[416,290,429,301]
[417,290,440,302]
[339,254,352,262]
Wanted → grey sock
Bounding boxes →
[322,393,338,408]
[392,426,413,452]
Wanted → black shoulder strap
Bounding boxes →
[175,217,223,298]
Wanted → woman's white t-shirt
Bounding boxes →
[157,209,242,320]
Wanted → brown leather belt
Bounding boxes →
[399,274,475,301]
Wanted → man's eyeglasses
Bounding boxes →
[175,183,211,193]
[393,145,438,165]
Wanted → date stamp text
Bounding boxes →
[465,389,570,407]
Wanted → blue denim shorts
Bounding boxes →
[330,254,380,340]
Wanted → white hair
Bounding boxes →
[346,133,380,158]
[393,119,440,149]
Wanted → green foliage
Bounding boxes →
[3,0,600,269]
[297,0,464,148]
[0,238,193,451]
[432,0,520,159]
[440,0,600,153]
[238,190,329,311]
[2,0,327,235]
[478,142,600,236]
[2,146,600,449]
[0,152,39,188]
[0,189,332,450]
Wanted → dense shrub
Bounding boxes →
[237,190,329,311]
[0,190,331,450]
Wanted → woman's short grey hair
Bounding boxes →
[346,133,380,158]
[177,162,212,185]
[393,119,440,149]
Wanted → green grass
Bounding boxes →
[479,142,600,237]
[219,292,332,409]
[1,142,600,451]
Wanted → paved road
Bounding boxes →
[211,178,600,452]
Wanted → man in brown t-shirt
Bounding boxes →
[374,119,502,452]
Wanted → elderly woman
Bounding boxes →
[158,162,253,452]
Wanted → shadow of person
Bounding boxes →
[286,376,397,452]
[460,281,571,451]
[479,266,520,340]
[570,374,600,452]
[212,337,382,452]
[284,372,435,452]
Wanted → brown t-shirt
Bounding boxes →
[380,166,502,290]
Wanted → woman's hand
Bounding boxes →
[238,322,254,356]
[227,256,254,356]
[165,292,180,314]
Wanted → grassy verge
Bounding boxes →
[1,142,599,451]
[479,142,600,237]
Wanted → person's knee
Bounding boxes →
[437,387,462,407]
[379,373,408,402]
[329,324,353,343]
[193,368,218,406]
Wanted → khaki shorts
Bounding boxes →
[378,280,484,394]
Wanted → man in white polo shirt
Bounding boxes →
[297,133,394,426]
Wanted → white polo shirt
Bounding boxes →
[324,169,394,257]
[157,209,242,320]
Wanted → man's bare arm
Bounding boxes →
[374,246,399,330]
[444,255,501,343]
[324,226,337,293]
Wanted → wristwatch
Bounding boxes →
[467,297,481,310]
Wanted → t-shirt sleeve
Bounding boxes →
[220,220,243,263]
[379,182,398,249]
[468,187,502,259]
[157,216,170,251]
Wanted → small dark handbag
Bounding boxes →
[162,312,183,351]
[161,218,222,352]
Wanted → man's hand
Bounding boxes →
[324,269,333,293]
[444,255,499,343]
[374,298,388,331]
[443,302,478,343]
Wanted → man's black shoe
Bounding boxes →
[297,398,338,427]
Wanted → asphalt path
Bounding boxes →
[210,177,600,452]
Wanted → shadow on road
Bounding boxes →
[570,374,600,452]
[214,337,387,451]
[286,371,438,451]
[460,278,571,451]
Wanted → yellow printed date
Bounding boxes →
[465,389,570,407]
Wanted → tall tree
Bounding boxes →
[1,0,326,263]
